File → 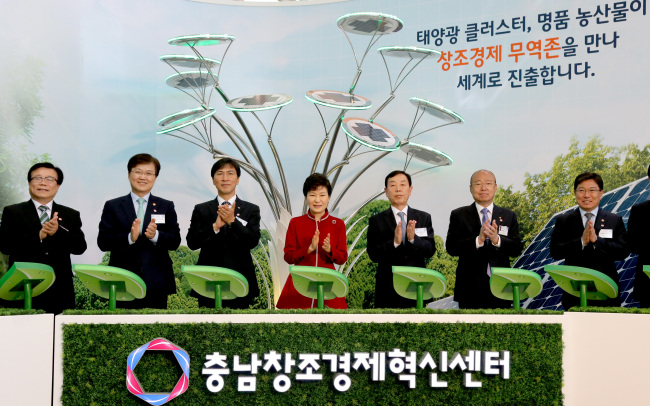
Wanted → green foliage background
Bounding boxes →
[62,322,562,406]
[67,136,650,311]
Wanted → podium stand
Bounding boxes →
[289,266,349,309]
[544,265,618,308]
[0,262,55,310]
[72,264,146,310]
[490,267,543,310]
[392,266,447,309]
[182,265,249,309]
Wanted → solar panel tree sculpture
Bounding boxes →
[157,13,464,308]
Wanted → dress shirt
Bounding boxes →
[214,194,237,234]
[390,205,414,247]
[128,192,159,244]
[475,202,501,248]
[31,199,53,218]
[578,207,599,248]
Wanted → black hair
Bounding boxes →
[211,158,241,178]
[303,173,332,196]
[28,162,64,185]
[384,170,412,187]
[127,153,161,176]
[574,172,603,191]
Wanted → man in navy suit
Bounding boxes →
[186,158,261,308]
[0,162,87,313]
[97,153,181,309]
[367,170,435,308]
[626,165,650,307]
[550,172,628,309]
[446,170,523,309]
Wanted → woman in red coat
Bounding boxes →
[276,173,348,309]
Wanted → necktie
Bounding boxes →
[397,211,406,245]
[137,198,145,233]
[221,201,231,206]
[481,208,491,276]
[38,205,49,224]
[481,208,490,242]
[584,212,594,228]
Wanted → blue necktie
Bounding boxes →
[137,198,145,233]
[481,207,491,276]
[397,211,406,245]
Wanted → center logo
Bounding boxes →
[126,338,190,405]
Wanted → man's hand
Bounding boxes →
[582,220,597,245]
[484,220,500,245]
[394,221,403,245]
[213,214,225,231]
[144,218,157,239]
[131,218,141,242]
[308,229,320,254]
[406,220,417,242]
[322,233,331,253]
[39,212,59,240]
[217,203,236,225]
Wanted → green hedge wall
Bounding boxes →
[63,322,562,406]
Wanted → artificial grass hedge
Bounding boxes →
[62,322,562,405]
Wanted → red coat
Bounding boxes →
[276,211,348,309]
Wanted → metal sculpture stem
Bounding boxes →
[369,93,395,123]
[216,85,289,215]
[331,150,391,211]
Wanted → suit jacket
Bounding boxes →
[0,200,87,313]
[367,207,435,308]
[627,199,650,305]
[550,207,628,307]
[446,203,523,308]
[97,194,181,303]
[186,197,260,308]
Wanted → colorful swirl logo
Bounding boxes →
[126,338,190,405]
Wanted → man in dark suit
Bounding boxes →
[627,165,650,308]
[446,170,523,309]
[550,172,628,309]
[367,170,435,308]
[0,162,87,313]
[97,153,180,309]
[186,158,261,308]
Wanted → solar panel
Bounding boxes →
[515,177,650,310]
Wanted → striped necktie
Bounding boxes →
[38,205,49,224]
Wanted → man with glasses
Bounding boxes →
[0,163,87,313]
[626,165,650,307]
[446,169,523,309]
[98,153,180,309]
[550,172,628,309]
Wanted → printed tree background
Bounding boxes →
[0,56,49,274]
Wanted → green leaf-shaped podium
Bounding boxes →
[392,266,447,309]
[545,265,618,308]
[182,265,249,309]
[72,264,146,310]
[0,262,55,310]
[289,266,349,309]
[490,268,543,310]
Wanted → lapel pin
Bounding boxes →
[153,203,156,206]
[154,209,157,213]
[332,220,336,224]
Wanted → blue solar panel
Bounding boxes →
[514,177,650,310]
